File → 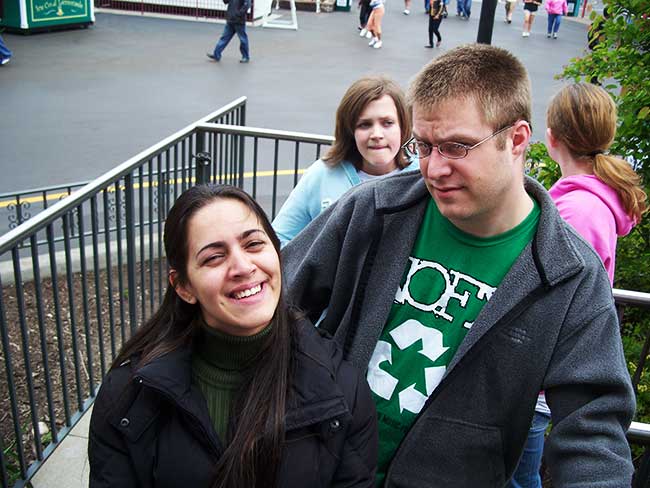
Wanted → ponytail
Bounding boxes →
[592,153,648,224]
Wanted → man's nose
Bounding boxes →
[421,151,453,180]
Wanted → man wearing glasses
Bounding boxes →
[283,44,634,486]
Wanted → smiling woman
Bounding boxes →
[272,76,419,246]
[88,184,378,488]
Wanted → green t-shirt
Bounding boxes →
[368,198,540,486]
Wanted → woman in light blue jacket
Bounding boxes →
[273,76,418,246]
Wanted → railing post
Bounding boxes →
[124,174,138,336]
[194,130,212,185]
[238,104,246,188]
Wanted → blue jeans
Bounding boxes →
[457,0,470,16]
[0,35,12,62]
[213,22,249,60]
[508,411,551,488]
[547,13,562,33]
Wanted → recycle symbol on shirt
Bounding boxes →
[367,319,448,415]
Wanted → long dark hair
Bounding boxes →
[112,184,296,488]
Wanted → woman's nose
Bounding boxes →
[229,248,256,277]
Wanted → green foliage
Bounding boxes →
[526,141,561,189]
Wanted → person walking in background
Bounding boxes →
[456,0,470,18]
[272,76,418,246]
[359,0,372,38]
[0,34,12,66]
[504,0,517,23]
[206,0,250,63]
[522,0,541,36]
[545,0,567,38]
[425,0,444,47]
[508,82,648,488]
[367,0,385,49]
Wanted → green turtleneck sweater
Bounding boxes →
[191,320,271,442]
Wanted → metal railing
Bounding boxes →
[1,107,649,487]
[0,97,247,487]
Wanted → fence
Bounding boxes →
[93,0,265,23]
[1,99,649,488]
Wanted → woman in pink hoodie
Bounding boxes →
[544,0,568,38]
[546,83,647,284]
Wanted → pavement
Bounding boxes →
[0,3,592,194]
[2,4,595,487]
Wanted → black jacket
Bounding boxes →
[224,0,250,24]
[88,323,378,487]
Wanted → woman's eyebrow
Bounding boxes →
[195,229,267,257]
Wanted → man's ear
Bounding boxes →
[511,120,532,158]
[169,270,197,304]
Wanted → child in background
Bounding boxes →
[425,0,444,48]
[367,0,385,49]
[547,83,647,282]
[545,0,568,38]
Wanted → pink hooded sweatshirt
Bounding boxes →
[549,174,635,284]
[545,0,568,15]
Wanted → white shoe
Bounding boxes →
[0,57,9,66]
[369,37,377,46]
[365,30,372,38]
[522,31,529,37]
[403,8,410,14]
[373,40,383,48]
[553,32,558,38]
[360,28,367,37]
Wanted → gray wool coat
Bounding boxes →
[282,170,635,487]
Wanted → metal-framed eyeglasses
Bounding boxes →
[402,124,515,160]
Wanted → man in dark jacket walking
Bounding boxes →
[207,0,251,63]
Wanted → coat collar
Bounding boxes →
[353,173,586,371]
[131,322,350,433]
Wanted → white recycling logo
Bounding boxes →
[367,319,448,414]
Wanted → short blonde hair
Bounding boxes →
[408,44,531,148]
[324,76,412,170]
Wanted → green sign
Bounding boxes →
[30,0,89,22]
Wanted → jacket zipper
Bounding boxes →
[383,284,547,485]
[133,375,223,458]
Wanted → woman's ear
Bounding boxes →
[546,127,559,148]
[169,270,197,304]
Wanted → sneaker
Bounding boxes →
[436,40,442,47]
[403,8,410,14]
[553,32,558,39]
[239,58,250,63]
[373,40,383,48]
[206,53,220,62]
[360,28,368,37]
[365,30,372,38]
[522,31,529,37]
[547,33,551,38]
[425,44,434,48]
[369,37,377,46]
[0,57,10,66]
